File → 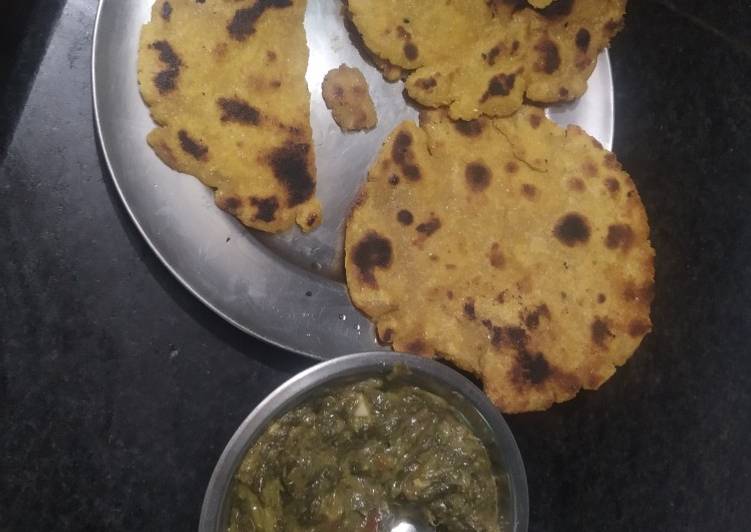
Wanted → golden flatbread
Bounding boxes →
[346,0,626,119]
[345,108,654,413]
[138,0,321,233]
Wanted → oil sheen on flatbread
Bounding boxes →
[138,0,321,233]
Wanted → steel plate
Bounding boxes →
[92,0,615,360]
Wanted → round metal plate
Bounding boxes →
[92,0,615,360]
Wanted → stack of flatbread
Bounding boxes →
[137,0,653,413]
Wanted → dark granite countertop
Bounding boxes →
[2,1,750,530]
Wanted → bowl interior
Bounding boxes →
[199,352,529,532]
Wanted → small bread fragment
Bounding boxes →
[322,64,378,131]
[528,0,554,7]
[345,107,654,413]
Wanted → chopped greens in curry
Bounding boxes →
[227,377,504,531]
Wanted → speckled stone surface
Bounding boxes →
[1,1,750,530]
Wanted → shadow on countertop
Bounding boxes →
[0,0,67,161]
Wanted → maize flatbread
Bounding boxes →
[345,108,654,412]
[138,0,321,233]
[346,0,626,119]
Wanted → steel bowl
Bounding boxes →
[199,352,529,532]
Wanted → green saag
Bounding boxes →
[227,377,503,532]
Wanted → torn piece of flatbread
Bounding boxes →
[138,0,321,233]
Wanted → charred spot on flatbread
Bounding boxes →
[217,195,242,214]
[250,196,279,222]
[149,40,182,94]
[415,216,441,237]
[391,131,422,181]
[161,1,173,21]
[227,0,293,42]
[466,162,493,192]
[178,130,208,160]
[534,39,560,74]
[481,73,517,102]
[554,213,590,246]
[488,243,506,269]
[524,304,550,330]
[514,350,552,385]
[268,143,315,207]
[575,28,591,51]
[454,119,485,137]
[218,97,261,125]
[415,76,437,90]
[403,42,419,61]
[605,223,635,251]
[352,232,393,287]
[521,183,538,199]
[592,317,615,347]
[397,209,414,225]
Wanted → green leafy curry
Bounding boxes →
[227,376,504,531]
